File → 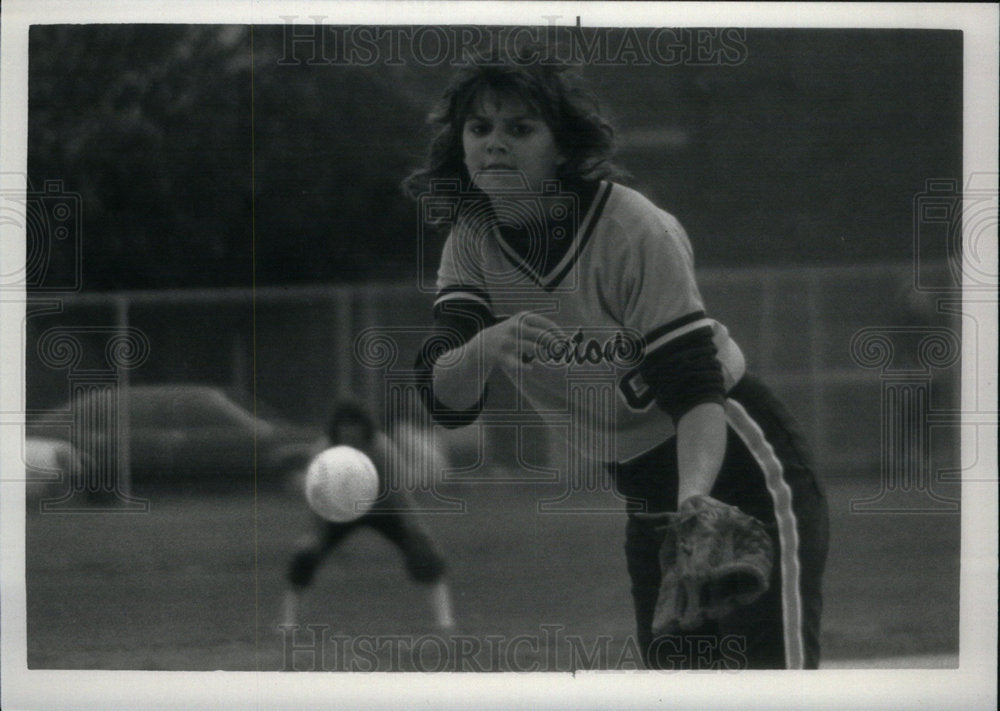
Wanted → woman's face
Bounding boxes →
[462,88,565,197]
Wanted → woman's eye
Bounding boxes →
[467,123,489,136]
[509,124,533,137]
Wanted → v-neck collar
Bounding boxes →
[491,181,613,292]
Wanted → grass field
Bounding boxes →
[24,474,960,671]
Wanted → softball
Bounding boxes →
[304,445,379,522]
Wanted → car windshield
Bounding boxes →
[125,386,267,431]
[32,385,302,436]
[225,390,286,424]
[181,390,259,429]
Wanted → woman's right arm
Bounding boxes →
[431,326,493,410]
[421,228,562,424]
[432,316,545,407]
[418,306,560,427]
[415,289,495,428]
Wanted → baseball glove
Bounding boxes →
[641,494,775,635]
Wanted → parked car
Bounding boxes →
[27,384,322,493]
[22,436,93,501]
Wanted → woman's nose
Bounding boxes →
[485,130,507,153]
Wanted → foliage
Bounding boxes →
[27,27,961,291]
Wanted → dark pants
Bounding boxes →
[614,375,829,669]
[288,490,447,588]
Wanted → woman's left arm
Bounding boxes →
[618,210,730,507]
[675,401,727,505]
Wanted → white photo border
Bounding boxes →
[1,2,996,710]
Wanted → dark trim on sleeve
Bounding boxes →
[432,296,497,348]
[415,295,495,428]
[643,311,707,347]
[436,284,493,309]
[413,339,488,429]
[639,326,725,423]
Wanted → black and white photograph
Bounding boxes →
[1,1,996,709]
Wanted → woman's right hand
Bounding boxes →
[477,311,564,372]
[432,311,564,407]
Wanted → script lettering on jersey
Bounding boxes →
[522,328,643,367]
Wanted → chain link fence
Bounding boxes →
[24,261,961,486]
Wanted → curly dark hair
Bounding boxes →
[401,47,625,201]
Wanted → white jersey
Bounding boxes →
[434,181,745,463]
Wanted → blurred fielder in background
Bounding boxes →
[282,401,455,631]
[407,48,829,669]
